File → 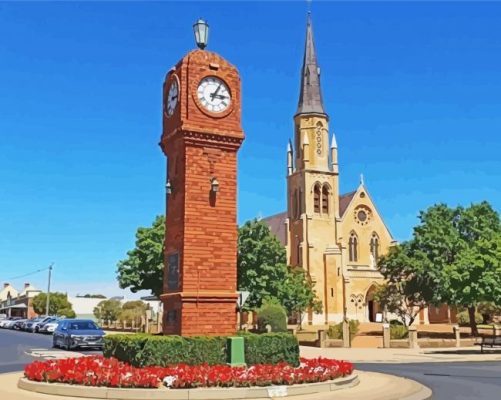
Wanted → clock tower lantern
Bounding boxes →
[159,23,244,336]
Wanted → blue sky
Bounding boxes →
[1,1,500,297]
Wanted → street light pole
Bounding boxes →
[45,263,53,316]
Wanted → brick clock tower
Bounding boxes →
[159,21,244,336]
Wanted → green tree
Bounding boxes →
[409,202,501,336]
[119,300,147,325]
[256,299,287,332]
[93,299,122,323]
[32,292,75,317]
[78,294,106,299]
[376,242,436,326]
[117,215,165,297]
[237,219,288,309]
[279,267,322,329]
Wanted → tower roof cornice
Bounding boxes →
[295,13,327,118]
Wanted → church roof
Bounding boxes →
[263,191,356,245]
[296,13,326,117]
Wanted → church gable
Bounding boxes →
[339,184,394,267]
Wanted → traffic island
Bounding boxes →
[18,374,360,399]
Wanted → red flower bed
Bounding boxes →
[24,356,353,389]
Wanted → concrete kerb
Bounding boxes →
[17,374,360,400]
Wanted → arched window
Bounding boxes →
[322,185,329,214]
[370,233,379,263]
[313,184,321,214]
[292,190,298,219]
[349,232,358,262]
[299,189,303,215]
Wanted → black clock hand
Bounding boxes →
[210,84,222,99]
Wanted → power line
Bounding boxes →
[6,267,50,281]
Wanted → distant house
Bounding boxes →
[0,282,41,318]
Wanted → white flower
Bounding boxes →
[163,376,177,388]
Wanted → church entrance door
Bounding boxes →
[366,285,381,322]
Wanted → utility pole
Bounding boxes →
[45,263,53,316]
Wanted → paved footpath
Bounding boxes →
[0,370,431,400]
[300,345,501,363]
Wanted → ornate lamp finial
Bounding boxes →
[193,18,209,50]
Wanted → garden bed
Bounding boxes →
[23,356,354,389]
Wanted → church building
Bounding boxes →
[264,14,396,325]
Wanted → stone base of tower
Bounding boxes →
[161,292,238,336]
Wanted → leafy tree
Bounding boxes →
[376,242,435,326]
[117,215,165,297]
[78,294,106,299]
[237,219,288,309]
[119,300,147,325]
[409,202,501,336]
[32,292,75,317]
[58,307,76,318]
[257,299,287,332]
[279,267,323,328]
[93,299,122,323]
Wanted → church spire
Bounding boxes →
[296,13,326,117]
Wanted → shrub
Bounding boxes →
[327,320,360,341]
[390,325,408,340]
[104,334,226,367]
[242,333,299,366]
[457,311,483,327]
[257,302,287,332]
[104,332,299,367]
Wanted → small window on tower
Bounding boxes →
[314,184,321,214]
[322,185,329,214]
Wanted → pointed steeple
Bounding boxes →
[296,13,326,117]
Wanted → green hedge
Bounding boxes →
[241,333,299,366]
[327,320,360,341]
[104,332,299,367]
[390,325,408,340]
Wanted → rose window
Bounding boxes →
[354,205,372,225]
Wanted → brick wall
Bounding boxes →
[160,49,244,336]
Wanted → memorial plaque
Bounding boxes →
[167,252,179,290]
[166,310,177,324]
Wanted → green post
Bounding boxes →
[227,336,246,367]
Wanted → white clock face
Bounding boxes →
[197,76,231,113]
[166,80,178,116]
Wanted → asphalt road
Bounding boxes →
[358,362,501,400]
[2,329,501,399]
[0,328,99,373]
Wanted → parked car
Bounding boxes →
[53,319,105,350]
[12,319,28,330]
[23,317,43,332]
[33,316,56,333]
[0,317,23,329]
[39,318,60,334]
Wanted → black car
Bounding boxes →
[53,319,105,350]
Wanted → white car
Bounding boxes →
[1,319,22,329]
[40,321,60,333]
